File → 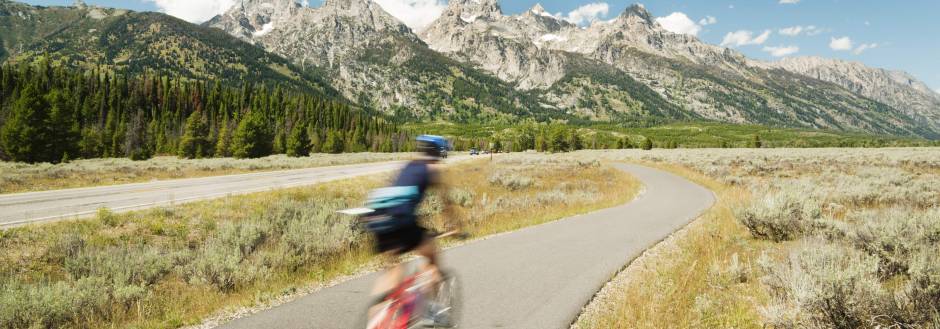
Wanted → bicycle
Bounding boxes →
[340,207,463,329]
[366,241,462,329]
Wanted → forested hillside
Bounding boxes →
[0,62,409,163]
[0,1,337,96]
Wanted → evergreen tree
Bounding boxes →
[125,110,153,160]
[45,90,80,161]
[1,84,54,163]
[620,137,633,149]
[322,130,344,154]
[286,124,311,157]
[215,115,232,157]
[750,134,763,148]
[231,111,272,158]
[548,126,568,152]
[641,137,653,150]
[178,111,211,158]
[567,130,582,151]
[535,132,546,152]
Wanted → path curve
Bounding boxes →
[217,163,715,329]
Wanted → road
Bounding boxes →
[217,163,715,329]
[0,157,467,227]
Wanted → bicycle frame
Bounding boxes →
[368,263,437,329]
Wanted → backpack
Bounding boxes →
[361,186,420,234]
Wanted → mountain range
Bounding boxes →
[3,0,939,139]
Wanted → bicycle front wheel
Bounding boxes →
[428,271,462,328]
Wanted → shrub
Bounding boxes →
[847,208,940,277]
[736,191,821,242]
[758,243,887,328]
[488,171,533,191]
[182,221,267,291]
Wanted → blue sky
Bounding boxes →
[23,0,940,92]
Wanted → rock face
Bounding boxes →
[420,1,571,90]
[203,0,940,138]
[206,0,560,119]
[419,2,940,137]
[769,57,940,129]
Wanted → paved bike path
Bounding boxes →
[218,164,715,329]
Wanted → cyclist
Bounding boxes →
[367,135,455,324]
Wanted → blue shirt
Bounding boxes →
[388,160,435,217]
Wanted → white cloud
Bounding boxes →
[830,36,853,51]
[779,25,823,36]
[562,2,610,26]
[721,30,772,47]
[763,45,799,57]
[699,16,717,26]
[656,12,702,36]
[148,0,235,23]
[779,0,800,4]
[853,42,878,55]
[373,0,447,31]
[779,26,803,36]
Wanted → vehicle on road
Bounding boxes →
[469,148,479,156]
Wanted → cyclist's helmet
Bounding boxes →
[416,135,448,159]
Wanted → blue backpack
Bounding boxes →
[362,186,420,234]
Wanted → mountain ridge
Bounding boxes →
[2,0,938,139]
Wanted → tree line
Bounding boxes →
[0,61,414,163]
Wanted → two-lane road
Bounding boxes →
[0,158,469,227]
[217,163,715,329]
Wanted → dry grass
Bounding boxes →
[570,148,940,329]
[0,153,419,194]
[0,153,639,329]
[573,162,767,329]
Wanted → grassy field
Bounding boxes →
[408,122,938,149]
[0,153,639,329]
[571,148,940,329]
[0,153,418,194]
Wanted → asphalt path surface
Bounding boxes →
[0,156,469,227]
[218,163,715,329]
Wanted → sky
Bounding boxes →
[22,0,940,93]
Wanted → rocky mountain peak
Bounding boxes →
[322,0,372,12]
[446,0,502,21]
[618,4,653,25]
[529,3,547,16]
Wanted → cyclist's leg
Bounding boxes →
[368,251,403,320]
[371,251,404,296]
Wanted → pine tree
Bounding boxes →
[214,115,232,157]
[286,124,311,157]
[231,111,273,158]
[322,130,344,154]
[1,84,54,163]
[641,137,653,150]
[548,126,568,153]
[750,134,763,148]
[567,131,582,151]
[125,110,153,160]
[178,111,211,159]
[620,137,633,149]
[45,89,80,161]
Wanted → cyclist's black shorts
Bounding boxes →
[374,222,428,254]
